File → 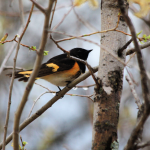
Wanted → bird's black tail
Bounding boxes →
[6,69,33,82]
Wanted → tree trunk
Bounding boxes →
[92,0,128,150]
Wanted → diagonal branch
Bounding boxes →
[30,0,46,14]
[50,35,99,88]
[0,66,98,149]
[125,75,141,109]
[126,41,150,56]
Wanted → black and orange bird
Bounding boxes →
[7,48,92,90]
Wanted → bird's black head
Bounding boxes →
[70,48,92,60]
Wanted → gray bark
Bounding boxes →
[92,0,128,149]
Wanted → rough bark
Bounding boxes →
[92,0,128,150]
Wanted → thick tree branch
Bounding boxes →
[118,38,132,56]
[0,66,98,149]
[13,1,55,150]
[118,1,150,150]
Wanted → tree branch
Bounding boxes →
[30,0,46,14]
[136,141,150,149]
[118,1,150,150]
[126,41,150,56]
[13,1,55,150]
[125,75,141,109]
[0,66,98,149]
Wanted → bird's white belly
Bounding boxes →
[41,62,81,86]
[41,72,76,86]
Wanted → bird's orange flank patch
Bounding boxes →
[62,62,80,76]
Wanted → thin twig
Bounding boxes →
[136,141,150,149]
[73,5,98,33]
[49,0,57,29]
[86,62,99,89]
[125,75,141,109]
[18,0,25,26]
[30,0,46,14]
[50,35,69,54]
[28,91,48,117]
[0,66,98,149]
[0,35,17,44]
[52,6,73,30]
[0,34,18,75]
[50,35,99,88]
[51,30,127,67]
[1,35,38,52]
[3,66,25,71]
[125,67,138,86]
[0,5,71,17]
[126,41,150,56]
[76,84,95,88]
[20,136,23,147]
[35,82,94,98]
[28,88,93,117]
[2,3,35,149]
[53,14,131,43]
[126,52,136,65]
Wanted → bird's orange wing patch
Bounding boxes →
[19,71,32,75]
[46,63,59,72]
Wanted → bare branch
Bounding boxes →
[0,28,22,75]
[126,41,150,56]
[136,141,150,149]
[18,0,25,26]
[73,6,98,33]
[49,0,57,29]
[0,66,98,149]
[30,0,46,14]
[2,3,35,150]
[125,75,141,109]
[118,38,132,56]
[76,84,95,88]
[28,85,94,117]
[50,35,99,88]
[51,30,127,67]
[12,1,41,150]
[3,66,25,71]
[52,6,73,30]
[28,91,48,117]
[118,1,150,150]
[50,35,69,53]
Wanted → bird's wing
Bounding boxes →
[37,58,76,77]
[7,56,76,82]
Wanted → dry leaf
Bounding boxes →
[74,0,98,9]
[129,0,150,17]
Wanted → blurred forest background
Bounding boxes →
[0,0,150,150]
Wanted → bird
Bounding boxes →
[7,48,92,91]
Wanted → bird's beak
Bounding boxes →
[88,49,93,53]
